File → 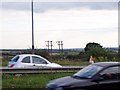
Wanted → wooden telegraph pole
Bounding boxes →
[31,0,35,54]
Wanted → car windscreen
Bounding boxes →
[11,55,19,62]
[73,64,103,79]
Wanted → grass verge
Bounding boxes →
[2,73,73,89]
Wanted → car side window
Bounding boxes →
[100,66,120,80]
[32,56,48,64]
[22,56,30,63]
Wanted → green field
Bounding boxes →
[2,73,73,89]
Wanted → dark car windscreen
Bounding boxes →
[73,65,103,79]
[11,55,19,62]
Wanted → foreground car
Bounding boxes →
[8,54,62,68]
[46,62,120,90]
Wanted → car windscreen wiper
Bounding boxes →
[72,75,89,79]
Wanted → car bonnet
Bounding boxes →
[48,76,89,87]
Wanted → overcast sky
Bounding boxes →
[0,0,119,49]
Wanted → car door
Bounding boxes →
[32,56,49,67]
[92,66,120,90]
[21,56,33,68]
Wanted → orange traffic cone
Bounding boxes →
[89,56,94,64]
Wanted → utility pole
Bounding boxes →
[31,0,35,54]
[45,41,53,55]
[61,41,63,54]
[45,41,50,53]
[50,41,53,55]
[57,41,63,54]
[57,41,61,53]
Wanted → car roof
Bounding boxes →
[17,54,46,59]
[93,62,120,67]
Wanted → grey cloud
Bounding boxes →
[1,2,31,11]
[1,2,118,13]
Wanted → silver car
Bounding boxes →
[8,54,62,68]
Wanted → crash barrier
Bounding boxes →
[1,66,85,74]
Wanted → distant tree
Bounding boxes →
[84,42,107,59]
[85,42,102,52]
